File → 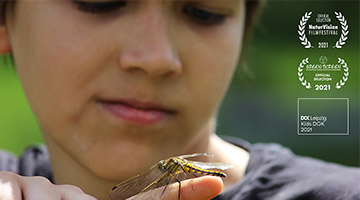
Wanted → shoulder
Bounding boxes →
[0,145,52,181]
[218,137,360,200]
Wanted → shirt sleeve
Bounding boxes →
[0,145,53,182]
[18,145,53,181]
[215,141,360,200]
[0,149,19,173]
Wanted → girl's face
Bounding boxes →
[5,0,245,181]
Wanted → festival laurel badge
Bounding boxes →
[298,11,349,49]
[296,11,350,135]
[297,56,349,91]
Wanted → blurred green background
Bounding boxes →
[0,1,359,167]
[217,0,359,167]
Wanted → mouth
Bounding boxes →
[99,98,176,125]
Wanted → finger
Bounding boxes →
[57,185,97,200]
[0,171,23,200]
[56,184,85,194]
[22,177,98,200]
[127,176,223,200]
[177,176,223,200]
[22,176,61,200]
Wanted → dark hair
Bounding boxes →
[244,0,265,37]
[0,0,14,24]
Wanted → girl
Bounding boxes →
[0,0,358,199]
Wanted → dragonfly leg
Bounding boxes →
[159,173,182,200]
[165,173,182,200]
[160,178,169,197]
[176,176,181,200]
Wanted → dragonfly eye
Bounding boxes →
[158,160,167,171]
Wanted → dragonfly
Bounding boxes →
[109,153,233,200]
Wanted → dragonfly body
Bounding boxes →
[159,156,227,178]
[109,153,232,200]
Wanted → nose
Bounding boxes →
[118,9,182,78]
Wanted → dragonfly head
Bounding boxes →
[158,160,168,171]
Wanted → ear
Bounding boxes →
[0,24,11,54]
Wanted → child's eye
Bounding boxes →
[72,0,127,14]
[182,6,227,26]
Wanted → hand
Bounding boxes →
[0,171,97,200]
[132,176,224,200]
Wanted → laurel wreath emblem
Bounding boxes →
[298,11,349,49]
[335,58,349,89]
[298,58,311,89]
[298,12,312,48]
[298,57,349,90]
[334,12,349,48]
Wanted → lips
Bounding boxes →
[99,98,176,124]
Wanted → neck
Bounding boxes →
[207,134,249,189]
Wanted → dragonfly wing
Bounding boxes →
[178,153,213,159]
[109,164,166,200]
[133,171,188,200]
[152,170,188,199]
[172,169,188,182]
[189,161,233,170]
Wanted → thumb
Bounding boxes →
[130,176,224,200]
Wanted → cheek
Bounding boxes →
[11,3,110,144]
[182,26,243,121]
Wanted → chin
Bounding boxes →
[80,139,163,181]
